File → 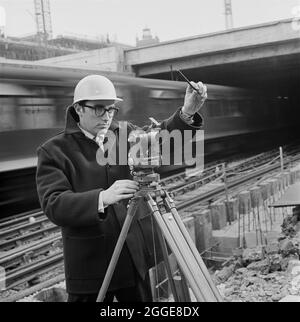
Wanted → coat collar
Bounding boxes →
[64,105,120,135]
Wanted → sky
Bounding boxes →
[0,0,300,45]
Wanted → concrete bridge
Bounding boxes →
[36,19,300,95]
[125,19,300,93]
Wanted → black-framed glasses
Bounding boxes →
[83,104,119,117]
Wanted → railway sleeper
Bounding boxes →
[5,253,64,290]
[0,226,60,252]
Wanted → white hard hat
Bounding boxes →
[73,74,123,105]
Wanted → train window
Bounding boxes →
[242,100,253,116]
[228,101,239,117]
[221,100,230,115]
[225,100,246,117]
[206,100,223,118]
[229,101,235,116]
[18,97,56,129]
[55,97,73,127]
[145,95,183,124]
[149,89,184,100]
[0,97,17,132]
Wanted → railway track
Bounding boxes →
[0,225,59,252]
[0,234,62,271]
[0,210,44,231]
[6,253,64,291]
[1,147,300,299]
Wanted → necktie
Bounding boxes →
[94,134,105,152]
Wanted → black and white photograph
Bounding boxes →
[0,0,300,307]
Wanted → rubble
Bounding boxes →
[214,208,300,302]
[281,207,300,238]
[17,281,66,302]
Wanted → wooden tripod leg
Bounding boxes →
[96,196,142,302]
[164,194,223,302]
[155,223,181,302]
[162,212,217,302]
[147,196,205,301]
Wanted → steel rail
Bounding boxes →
[5,253,64,290]
[0,225,60,252]
[0,217,51,241]
[0,211,44,231]
[0,234,62,270]
[176,154,300,211]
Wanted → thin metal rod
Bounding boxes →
[256,206,264,245]
[238,210,241,248]
[242,210,246,248]
[223,163,231,225]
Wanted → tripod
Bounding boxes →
[96,169,222,302]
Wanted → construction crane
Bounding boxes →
[34,0,53,43]
[224,0,234,29]
[0,6,6,38]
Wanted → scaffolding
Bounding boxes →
[34,0,53,42]
[224,0,234,30]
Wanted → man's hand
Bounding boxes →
[182,81,207,116]
[102,180,139,207]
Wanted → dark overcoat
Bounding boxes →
[36,106,202,294]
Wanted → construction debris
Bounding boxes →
[215,208,300,302]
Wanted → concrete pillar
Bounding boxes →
[193,209,213,253]
[284,171,291,188]
[249,186,262,208]
[281,173,286,192]
[225,198,238,223]
[238,191,251,215]
[274,174,284,196]
[289,171,296,184]
[183,216,196,244]
[259,182,270,202]
[269,179,280,199]
[210,202,227,230]
[238,190,251,232]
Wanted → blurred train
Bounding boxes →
[1,62,298,164]
[0,62,299,216]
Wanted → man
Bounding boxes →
[36,74,207,302]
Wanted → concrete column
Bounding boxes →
[225,198,238,223]
[259,182,269,202]
[250,187,262,209]
[193,209,213,253]
[183,216,196,244]
[210,202,227,230]
[238,191,251,232]
[275,174,284,196]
